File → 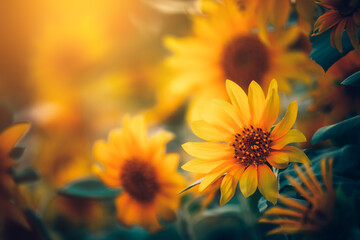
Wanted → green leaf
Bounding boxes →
[58,178,121,199]
[9,147,25,160]
[310,28,360,72]
[341,71,360,87]
[13,168,39,184]
[311,115,360,145]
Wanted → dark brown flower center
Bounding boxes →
[120,159,160,203]
[231,126,272,166]
[221,34,270,89]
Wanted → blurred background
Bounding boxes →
[1,0,360,239]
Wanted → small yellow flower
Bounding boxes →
[259,158,335,235]
[182,79,310,205]
[313,0,360,52]
[93,115,186,232]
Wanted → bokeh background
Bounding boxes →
[1,0,360,240]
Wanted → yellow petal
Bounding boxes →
[220,173,234,206]
[282,146,311,165]
[220,166,245,206]
[271,101,298,140]
[225,80,250,124]
[248,81,266,126]
[212,99,243,130]
[162,153,180,172]
[271,129,306,150]
[330,20,346,52]
[239,164,258,198]
[198,162,235,192]
[93,140,113,164]
[263,206,303,218]
[0,122,30,155]
[278,195,307,211]
[191,120,233,142]
[200,99,239,135]
[260,79,279,131]
[270,0,290,29]
[182,158,230,173]
[346,21,359,49]
[258,164,278,204]
[182,142,232,160]
[266,153,289,169]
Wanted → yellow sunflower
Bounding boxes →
[182,79,310,205]
[155,0,319,122]
[93,115,186,232]
[260,158,335,235]
[313,0,360,52]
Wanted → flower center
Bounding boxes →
[221,34,270,89]
[120,159,160,203]
[231,126,272,166]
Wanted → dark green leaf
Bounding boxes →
[9,147,25,160]
[14,168,39,183]
[341,71,360,87]
[58,178,121,199]
[311,115,360,145]
[310,28,360,72]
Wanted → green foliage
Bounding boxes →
[341,71,360,87]
[311,115,360,146]
[58,178,121,200]
[310,29,360,71]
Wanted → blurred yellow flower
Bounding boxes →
[313,0,360,52]
[182,79,310,205]
[239,0,291,38]
[93,115,186,232]
[260,158,335,235]
[154,0,318,122]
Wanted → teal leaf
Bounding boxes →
[341,71,360,87]
[13,168,39,183]
[312,115,360,145]
[310,28,360,72]
[58,178,121,199]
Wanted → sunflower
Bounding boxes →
[93,115,186,232]
[259,158,335,235]
[312,0,360,52]
[182,79,310,205]
[156,0,319,122]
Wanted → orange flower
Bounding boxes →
[93,115,186,232]
[260,158,335,235]
[182,79,310,206]
[313,0,360,52]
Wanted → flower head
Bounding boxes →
[313,0,360,52]
[182,79,310,205]
[93,115,185,232]
[154,0,319,123]
[259,158,335,235]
